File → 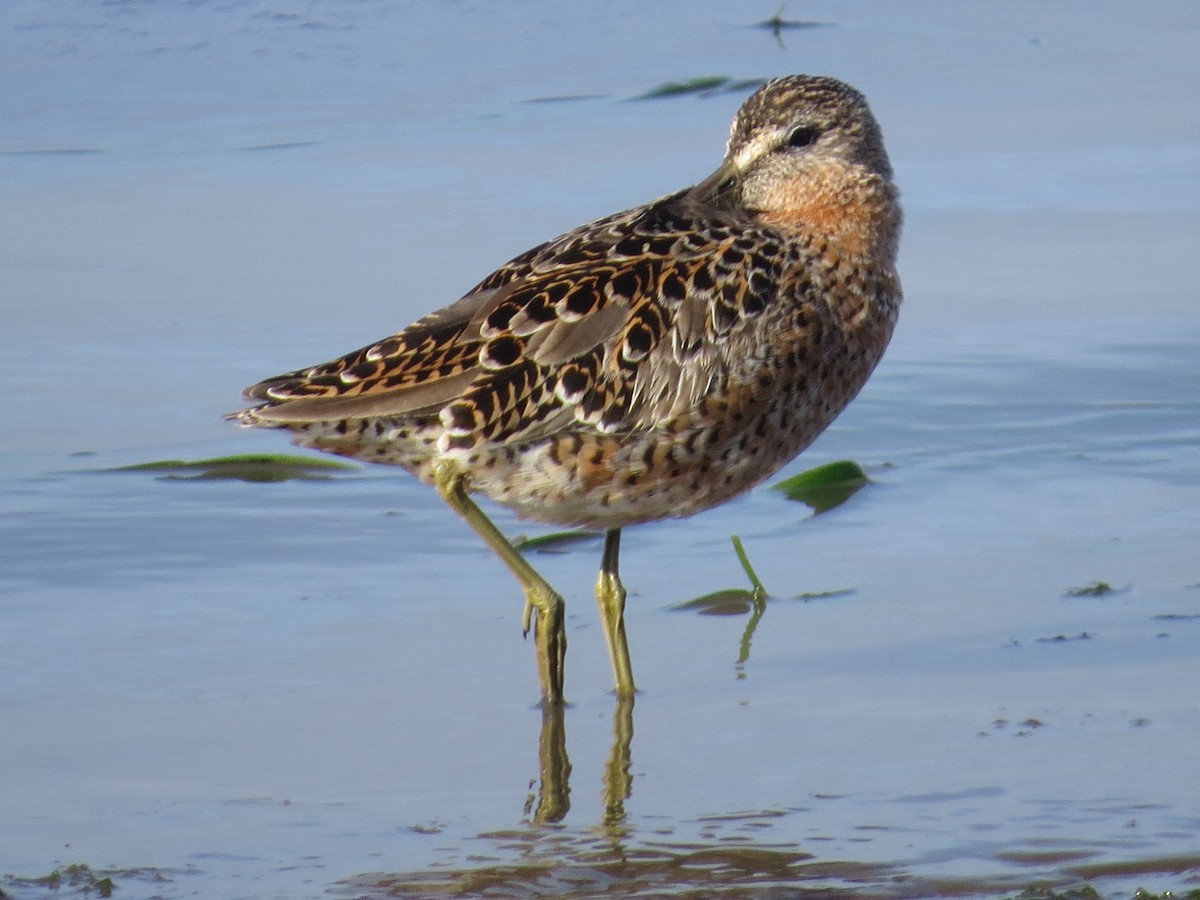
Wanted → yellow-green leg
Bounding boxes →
[433,460,566,705]
[595,529,636,698]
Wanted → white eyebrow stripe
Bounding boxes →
[732,131,780,170]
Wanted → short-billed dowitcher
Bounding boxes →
[232,75,902,705]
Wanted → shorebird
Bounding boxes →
[231,75,902,705]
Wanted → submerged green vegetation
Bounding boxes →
[7,860,1198,900]
[754,4,826,33]
[672,535,852,671]
[772,459,869,512]
[513,530,599,553]
[1003,886,1200,900]
[633,76,766,100]
[674,535,767,616]
[1065,581,1121,597]
[103,453,356,482]
[1,863,119,897]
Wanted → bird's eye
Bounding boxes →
[785,125,819,149]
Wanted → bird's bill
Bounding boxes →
[686,159,742,209]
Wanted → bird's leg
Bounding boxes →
[433,460,566,706]
[595,528,636,698]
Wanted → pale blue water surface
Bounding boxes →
[2,2,1199,897]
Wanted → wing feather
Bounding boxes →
[238,192,790,442]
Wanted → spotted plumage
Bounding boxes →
[231,75,902,703]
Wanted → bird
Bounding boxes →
[231,74,902,706]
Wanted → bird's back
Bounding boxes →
[233,75,902,529]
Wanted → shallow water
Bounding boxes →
[2,2,1199,898]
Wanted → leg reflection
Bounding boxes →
[602,696,635,827]
[527,703,571,823]
[524,696,637,827]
